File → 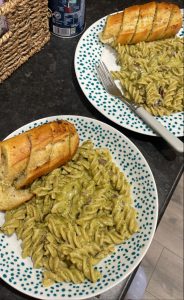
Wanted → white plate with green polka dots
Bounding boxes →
[0,115,158,299]
[74,12,184,137]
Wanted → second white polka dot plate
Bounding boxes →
[74,12,184,137]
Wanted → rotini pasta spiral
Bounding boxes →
[112,37,184,116]
[0,141,139,286]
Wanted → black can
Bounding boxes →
[49,0,86,38]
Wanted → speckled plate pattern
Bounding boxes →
[74,11,184,137]
[0,115,158,299]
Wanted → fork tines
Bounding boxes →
[96,61,116,91]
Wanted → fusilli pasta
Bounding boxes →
[0,141,139,286]
[112,37,184,116]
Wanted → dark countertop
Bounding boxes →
[0,1,183,300]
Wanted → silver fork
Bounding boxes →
[95,61,184,153]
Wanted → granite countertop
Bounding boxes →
[0,1,183,299]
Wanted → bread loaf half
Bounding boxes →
[146,2,172,42]
[0,120,79,210]
[117,5,140,44]
[99,11,124,44]
[131,2,156,44]
[100,1,182,45]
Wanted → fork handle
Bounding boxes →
[135,107,184,153]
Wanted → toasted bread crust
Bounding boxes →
[164,4,182,38]
[131,2,156,44]
[0,120,79,210]
[100,1,182,45]
[117,5,140,44]
[102,12,124,41]
[147,2,172,42]
[1,134,31,183]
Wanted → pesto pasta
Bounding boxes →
[0,141,139,286]
[112,37,184,116]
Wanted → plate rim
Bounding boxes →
[74,13,184,137]
[1,115,158,300]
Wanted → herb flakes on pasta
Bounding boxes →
[0,141,139,286]
[112,37,184,116]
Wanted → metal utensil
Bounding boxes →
[95,61,184,153]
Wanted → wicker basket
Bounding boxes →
[0,0,50,83]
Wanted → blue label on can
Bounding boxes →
[49,0,85,37]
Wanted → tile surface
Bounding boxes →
[125,172,183,300]
[147,248,183,300]
[143,291,158,299]
[154,200,183,258]
[171,174,183,207]
[154,175,183,259]
[141,240,164,283]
